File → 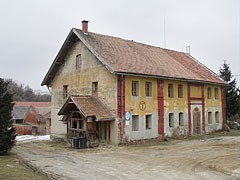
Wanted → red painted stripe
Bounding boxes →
[187,83,191,133]
[190,97,202,101]
[221,86,225,127]
[157,79,164,135]
[201,84,205,132]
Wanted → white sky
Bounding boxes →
[0,0,239,92]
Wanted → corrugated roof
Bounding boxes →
[41,28,226,86]
[58,95,114,121]
[12,106,29,120]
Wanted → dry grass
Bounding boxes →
[0,153,48,180]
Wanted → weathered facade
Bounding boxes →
[42,21,226,145]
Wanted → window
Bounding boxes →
[145,114,152,129]
[132,115,139,131]
[15,119,23,124]
[207,87,211,99]
[132,81,139,96]
[169,113,174,127]
[76,54,81,70]
[63,85,68,98]
[208,112,212,124]
[92,82,98,95]
[168,84,174,98]
[179,112,184,126]
[215,111,219,123]
[178,84,183,98]
[215,88,218,99]
[145,82,152,97]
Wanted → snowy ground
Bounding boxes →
[16,135,50,144]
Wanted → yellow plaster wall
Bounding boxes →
[125,76,158,116]
[51,41,118,142]
[190,86,201,98]
[204,84,222,109]
[164,80,188,112]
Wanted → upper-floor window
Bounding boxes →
[215,88,218,99]
[168,84,174,98]
[132,81,139,96]
[178,84,183,98]
[63,85,68,98]
[207,87,211,99]
[145,82,152,97]
[145,114,152,129]
[76,54,82,70]
[92,82,98,95]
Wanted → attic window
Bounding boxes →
[76,54,82,70]
[63,85,68,98]
[92,82,98,96]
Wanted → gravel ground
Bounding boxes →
[13,136,240,180]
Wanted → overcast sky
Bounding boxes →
[0,0,239,92]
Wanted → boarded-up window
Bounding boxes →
[179,112,184,126]
[63,85,68,98]
[146,114,152,129]
[178,85,183,98]
[92,82,98,95]
[207,87,211,99]
[76,54,81,70]
[168,84,174,98]
[215,88,218,99]
[169,113,174,127]
[132,81,139,96]
[132,115,139,131]
[208,112,212,124]
[145,82,152,97]
[215,111,219,123]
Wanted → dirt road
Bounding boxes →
[14,136,240,180]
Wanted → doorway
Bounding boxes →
[193,107,201,135]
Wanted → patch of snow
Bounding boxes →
[16,135,50,144]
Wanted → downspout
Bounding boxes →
[47,85,52,95]
[120,74,124,144]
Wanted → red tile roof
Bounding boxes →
[14,102,51,107]
[41,28,226,86]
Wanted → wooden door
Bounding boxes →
[193,108,201,135]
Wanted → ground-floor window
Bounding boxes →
[145,114,152,129]
[132,115,139,131]
[179,112,184,126]
[208,112,212,124]
[215,111,219,123]
[169,113,174,127]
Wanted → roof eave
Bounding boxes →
[115,71,227,86]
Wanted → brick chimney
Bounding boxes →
[82,20,89,34]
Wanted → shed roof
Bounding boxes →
[58,95,115,121]
[41,28,226,86]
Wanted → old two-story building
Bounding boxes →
[41,20,227,145]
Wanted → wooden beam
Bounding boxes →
[108,121,111,141]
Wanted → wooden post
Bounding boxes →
[104,122,107,140]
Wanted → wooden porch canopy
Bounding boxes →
[58,95,115,121]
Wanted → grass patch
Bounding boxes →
[188,129,240,140]
[0,153,48,180]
